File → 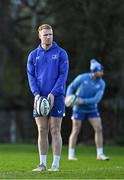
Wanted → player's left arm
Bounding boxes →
[83,90,105,105]
[77,81,106,105]
[50,50,69,96]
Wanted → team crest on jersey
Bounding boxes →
[84,80,88,84]
[36,56,40,60]
[52,54,58,60]
[96,84,100,89]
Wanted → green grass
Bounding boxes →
[0,144,124,179]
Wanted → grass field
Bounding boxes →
[0,144,124,179]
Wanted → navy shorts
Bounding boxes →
[33,95,65,118]
[71,111,100,121]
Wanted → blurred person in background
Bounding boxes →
[65,59,109,161]
[27,24,69,171]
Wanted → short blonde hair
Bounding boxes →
[38,24,52,32]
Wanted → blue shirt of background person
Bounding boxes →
[66,59,105,113]
[66,59,109,161]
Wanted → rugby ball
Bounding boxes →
[65,95,76,107]
[36,97,50,116]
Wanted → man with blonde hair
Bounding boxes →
[27,24,69,171]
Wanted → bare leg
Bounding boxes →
[89,117,109,160]
[89,117,103,148]
[68,120,82,159]
[35,117,49,165]
[49,116,62,168]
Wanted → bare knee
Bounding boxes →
[50,126,60,137]
[71,127,80,136]
[38,126,48,136]
[94,125,103,133]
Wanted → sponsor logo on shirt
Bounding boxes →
[84,80,88,84]
[95,84,100,89]
[58,110,62,114]
[36,56,40,60]
[52,54,58,60]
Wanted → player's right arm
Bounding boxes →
[66,74,82,96]
[65,75,82,107]
[26,51,40,96]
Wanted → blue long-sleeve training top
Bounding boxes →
[27,42,69,97]
[66,73,105,112]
